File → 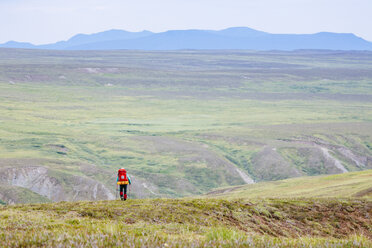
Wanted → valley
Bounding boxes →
[0,49,371,204]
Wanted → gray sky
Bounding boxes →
[1,0,371,44]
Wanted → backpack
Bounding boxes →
[118,169,128,184]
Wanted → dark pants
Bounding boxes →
[120,184,128,200]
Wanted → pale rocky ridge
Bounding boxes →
[0,162,169,204]
[0,166,114,203]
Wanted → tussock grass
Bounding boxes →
[0,198,371,247]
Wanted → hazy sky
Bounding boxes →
[1,0,371,44]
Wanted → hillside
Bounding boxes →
[0,49,372,204]
[1,27,372,50]
[0,198,371,247]
[207,170,372,199]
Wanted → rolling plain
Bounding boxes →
[0,48,372,247]
[0,49,372,203]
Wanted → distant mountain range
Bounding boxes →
[1,27,372,51]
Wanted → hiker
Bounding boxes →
[117,168,131,201]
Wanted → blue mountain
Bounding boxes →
[1,27,371,51]
[209,27,268,37]
[0,41,35,49]
[38,29,153,49]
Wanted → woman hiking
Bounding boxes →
[117,168,132,201]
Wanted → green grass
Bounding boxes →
[206,169,372,199]
[0,198,371,247]
[0,49,372,202]
[0,186,51,204]
[1,49,371,246]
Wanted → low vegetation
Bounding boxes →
[0,49,371,246]
[0,198,371,247]
[0,49,371,203]
[207,169,372,199]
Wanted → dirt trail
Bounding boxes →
[353,187,372,197]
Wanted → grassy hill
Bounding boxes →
[0,198,371,247]
[206,170,372,199]
[0,49,372,203]
[0,185,51,204]
[1,161,371,246]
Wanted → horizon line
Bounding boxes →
[2,26,372,46]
